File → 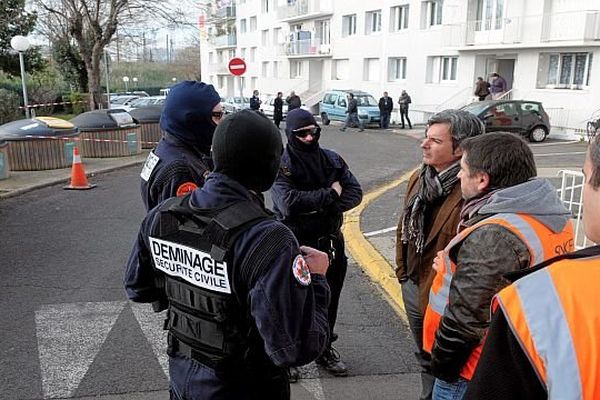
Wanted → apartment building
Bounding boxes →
[202,0,600,135]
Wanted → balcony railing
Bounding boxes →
[215,6,236,19]
[444,11,600,48]
[278,38,331,57]
[212,34,237,48]
[277,0,333,21]
[207,62,229,75]
[541,11,600,42]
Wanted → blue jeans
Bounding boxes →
[342,112,364,130]
[380,111,390,128]
[432,377,469,400]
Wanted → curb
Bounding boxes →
[342,169,417,323]
[0,159,145,200]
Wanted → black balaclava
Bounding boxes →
[212,109,283,192]
[159,81,221,154]
[284,108,330,187]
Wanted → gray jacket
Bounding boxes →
[430,178,572,382]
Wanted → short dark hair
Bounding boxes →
[427,109,486,150]
[348,93,354,98]
[589,134,600,189]
[460,132,537,188]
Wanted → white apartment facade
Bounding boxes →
[202,0,600,135]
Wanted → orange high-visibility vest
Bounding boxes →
[423,213,574,380]
[493,251,600,399]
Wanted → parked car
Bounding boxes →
[109,95,139,109]
[120,96,166,112]
[461,100,551,142]
[262,96,289,120]
[319,90,381,127]
[223,96,251,114]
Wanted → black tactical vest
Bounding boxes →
[150,194,272,376]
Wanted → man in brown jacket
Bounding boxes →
[395,110,485,400]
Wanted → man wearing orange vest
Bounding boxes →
[465,135,600,400]
[423,132,574,400]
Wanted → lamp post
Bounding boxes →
[172,77,177,85]
[123,76,130,92]
[10,35,31,119]
[132,77,138,88]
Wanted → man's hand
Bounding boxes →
[331,181,342,196]
[300,246,329,276]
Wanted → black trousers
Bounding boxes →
[400,109,412,128]
[301,230,348,344]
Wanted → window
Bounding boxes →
[322,93,338,105]
[250,16,257,32]
[290,60,303,78]
[366,10,382,34]
[422,0,443,28]
[240,19,247,33]
[521,102,540,114]
[388,57,407,81]
[427,56,458,83]
[332,59,349,80]
[476,0,504,31]
[251,77,258,89]
[537,52,593,89]
[217,51,224,63]
[273,61,279,78]
[441,56,457,81]
[209,52,214,64]
[316,20,331,45]
[337,96,347,108]
[342,14,357,37]
[391,5,409,31]
[273,27,282,44]
[218,76,224,88]
[262,61,269,77]
[261,0,269,13]
[250,47,257,62]
[364,58,380,81]
[240,48,246,59]
[261,29,269,46]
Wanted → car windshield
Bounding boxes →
[233,97,249,104]
[355,95,378,106]
[130,98,150,107]
[461,102,490,115]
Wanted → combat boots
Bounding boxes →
[316,346,348,377]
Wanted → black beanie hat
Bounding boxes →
[212,110,283,192]
[285,108,319,139]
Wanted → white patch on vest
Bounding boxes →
[140,151,160,181]
[149,237,231,294]
[292,255,311,286]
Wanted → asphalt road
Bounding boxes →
[0,125,424,400]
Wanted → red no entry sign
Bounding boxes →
[228,57,247,76]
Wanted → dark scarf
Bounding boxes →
[401,163,460,253]
[285,134,331,188]
[457,188,501,231]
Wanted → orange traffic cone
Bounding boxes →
[64,147,96,190]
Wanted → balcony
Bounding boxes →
[212,34,237,49]
[444,11,600,49]
[278,38,332,58]
[541,11,600,42]
[277,0,333,23]
[207,62,229,75]
[208,5,236,21]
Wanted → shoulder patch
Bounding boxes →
[140,151,160,181]
[176,182,199,196]
[292,254,311,286]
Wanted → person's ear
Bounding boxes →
[478,172,491,192]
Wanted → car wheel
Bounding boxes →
[529,126,547,143]
[321,113,330,125]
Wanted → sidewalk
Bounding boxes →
[0,151,149,199]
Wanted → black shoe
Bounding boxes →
[339,128,346,131]
[316,346,348,377]
[287,367,300,383]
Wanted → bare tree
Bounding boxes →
[34,0,194,109]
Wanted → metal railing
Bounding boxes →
[541,10,600,42]
[557,170,594,249]
[212,34,237,48]
[279,38,331,57]
[276,0,333,20]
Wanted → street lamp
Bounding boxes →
[132,77,138,88]
[122,76,130,92]
[172,77,177,85]
[10,35,31,119]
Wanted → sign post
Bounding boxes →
[228,58,247,109]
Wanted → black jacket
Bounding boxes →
[378,97,393,113]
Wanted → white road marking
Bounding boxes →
[298,362,326,400]
[364,226,397,237]
[35,301,126,399]
[130,303,169,378]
